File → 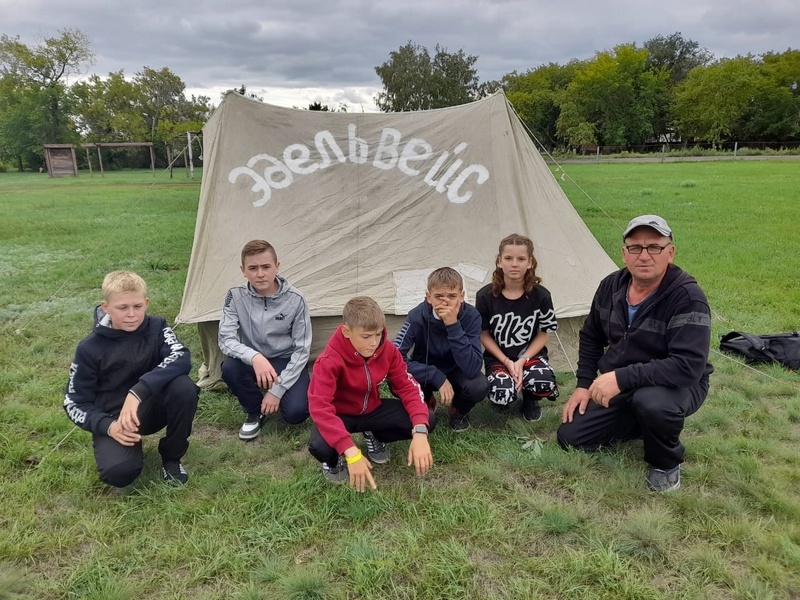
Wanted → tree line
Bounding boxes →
[1,29,798,171]
[375,36,800,151]
[0,29,213,171]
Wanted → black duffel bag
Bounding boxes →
[719,331,800,370]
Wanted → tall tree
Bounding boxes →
[644,32,713,85]
[502,61,581,150]
[556,44,668,147]
[374,41,481,112]
[672,56,767,144]
[0,28,93,169]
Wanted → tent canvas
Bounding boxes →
[177,91,617,371]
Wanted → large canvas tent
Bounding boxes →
[177,91,617,371]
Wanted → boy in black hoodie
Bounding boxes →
[64,271,198,487]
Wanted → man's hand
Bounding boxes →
[261,391,280,415]
[438,379,454,405]
[407,434,433,477]
[252,354,278,389]
[588,371,620,408]
[344,446,376,492]
[108,420,141,446]
[562,387,592,423]
[434,297,463,326]
[117,393,141,433]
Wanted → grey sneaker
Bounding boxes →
[363,431,389,464]
[647,465,681,492]
[238,413,265,441]
[521,396,542,422]
[162,461,188,485]
[322,456,348,484]
[449,410,471,432]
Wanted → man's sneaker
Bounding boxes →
[363,431,389,464]
[521,396,542,422]
[162,461,188,485]
[238,413,265,441]
[322,456,348,484]
[449,410,471,432]
[646,465,681,492]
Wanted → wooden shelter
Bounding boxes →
[43,144,78,177]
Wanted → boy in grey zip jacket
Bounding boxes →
[219,240,312,440]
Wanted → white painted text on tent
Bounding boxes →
[228,124,490,207]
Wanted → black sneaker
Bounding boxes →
[238,413,265,440]
[449,410,471,432]
[322,456,348,484]
[646,465,681,492]
[363,431,389,464]
[162,461,188,485]
[521,396,542,422]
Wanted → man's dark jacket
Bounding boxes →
[576,264,713,391]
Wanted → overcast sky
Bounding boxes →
[1,0,796,112]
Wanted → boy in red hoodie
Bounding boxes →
[308,296,436,491]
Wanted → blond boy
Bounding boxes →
[308,296,435,491]
[64,271,198,486]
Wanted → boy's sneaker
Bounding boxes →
[238,413,265,440]
[449,410,471,432]
[521,396,542,422]
[646,465,681,492]
[322,456,348,484]
[363,431,389,464]
[162,461,188,485]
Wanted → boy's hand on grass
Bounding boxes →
[408,435,432,477]
[438,379,454,405]
[345,450,376,492]
[118,393,140,432]
[252,354,278,388]
[261,392,280,415]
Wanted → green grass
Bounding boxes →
[1,164,799,599]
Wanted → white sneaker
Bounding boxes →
[238,414,265,440]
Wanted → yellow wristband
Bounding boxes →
[345,450,363,465]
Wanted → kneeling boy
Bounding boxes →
[219,240,311,440]
[308,296,435,491]
[63,271,198,486]
[394,267,488,432]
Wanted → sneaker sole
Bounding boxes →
[238,430,261,440]
[522,415,542,422]
[367,454,390,465]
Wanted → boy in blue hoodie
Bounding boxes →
[63,271,198,486]
[219,240,312,440]
[394,267,488,433]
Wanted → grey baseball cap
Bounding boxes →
[622,215,673,240]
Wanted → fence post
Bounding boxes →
[733,141,738,159]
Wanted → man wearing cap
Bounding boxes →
[557,215,713,492]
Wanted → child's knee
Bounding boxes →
[98,457,142,488]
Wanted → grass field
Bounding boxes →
[0,162,798,599]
